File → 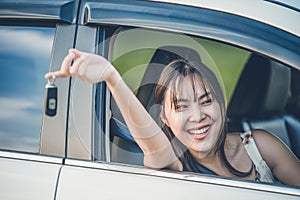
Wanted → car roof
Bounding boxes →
[145,0,300,37]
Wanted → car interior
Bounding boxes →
[227,54,300,159]
[109,43,300,168]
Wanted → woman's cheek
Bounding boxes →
[169,113,189,138]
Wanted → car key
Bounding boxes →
[45,73,57,117]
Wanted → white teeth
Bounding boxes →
[189,126,210,135]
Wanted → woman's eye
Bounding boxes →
[201,98,212,106]
[175,104,188,111]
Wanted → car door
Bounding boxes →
[0,0,79,199]
[56,0,300,199]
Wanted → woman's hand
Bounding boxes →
[45,49,115,84]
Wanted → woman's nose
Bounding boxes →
[189,105,205,122]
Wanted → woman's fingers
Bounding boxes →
[44,70,70,79]
[69,48,82,58]
[44,49,109,84]
[44,72,54,79]
[44,51,75,79]
[69,54,87,76]
[60,52,75,75]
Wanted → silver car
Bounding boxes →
[0,0,299,199]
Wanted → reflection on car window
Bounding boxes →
[105,27,300,187]
[0,26,55,153]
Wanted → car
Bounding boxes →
[0,0,300,199]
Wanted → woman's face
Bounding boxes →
[162,76,223,158]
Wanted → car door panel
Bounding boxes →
[56,160,300,200]
[0,152,62,200]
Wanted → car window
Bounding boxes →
[103,27,300,182]
[0,26,55,153]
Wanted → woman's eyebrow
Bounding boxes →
[198,92,211,100]
[176,92,211,103]
[176,98,189,103]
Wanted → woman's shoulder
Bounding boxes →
[227,130,281,149]
[250,129,292,168]
[227,130,281,163]
[251,129,283,148]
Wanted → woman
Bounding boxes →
[45,49,300,187]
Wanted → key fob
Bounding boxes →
[45,74,57,117]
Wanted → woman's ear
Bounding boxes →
[160,109,169,127]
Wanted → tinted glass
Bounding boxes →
[0,26,55,153]
[108,28,300,185]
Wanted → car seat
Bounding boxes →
[227,54,300,159]
[285,68,300,158]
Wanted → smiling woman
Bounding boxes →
[154,58,226,169]
[0,26,55,153]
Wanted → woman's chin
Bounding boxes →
[189,143,213,156]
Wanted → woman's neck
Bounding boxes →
[189,148,228,176]
[188,134,256,179]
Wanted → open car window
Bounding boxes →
[104,27,300,184]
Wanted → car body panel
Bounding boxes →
[39,24,77,158]
[0,152,62,200]
[67,25,98,160]
[56,159,300,199]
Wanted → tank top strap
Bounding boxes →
[240,131,275,183]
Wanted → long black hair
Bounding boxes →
[155,58,252,177]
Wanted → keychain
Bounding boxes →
[45,73,58,117]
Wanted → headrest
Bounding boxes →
[227,54,291,120]
[286,68,300,119]
[291,68,300,97]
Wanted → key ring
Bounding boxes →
[48,72,56,85]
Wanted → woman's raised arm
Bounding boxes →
[45,49,182,170]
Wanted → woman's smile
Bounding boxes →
[188,124,211,140]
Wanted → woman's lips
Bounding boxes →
[188,125,210,140]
